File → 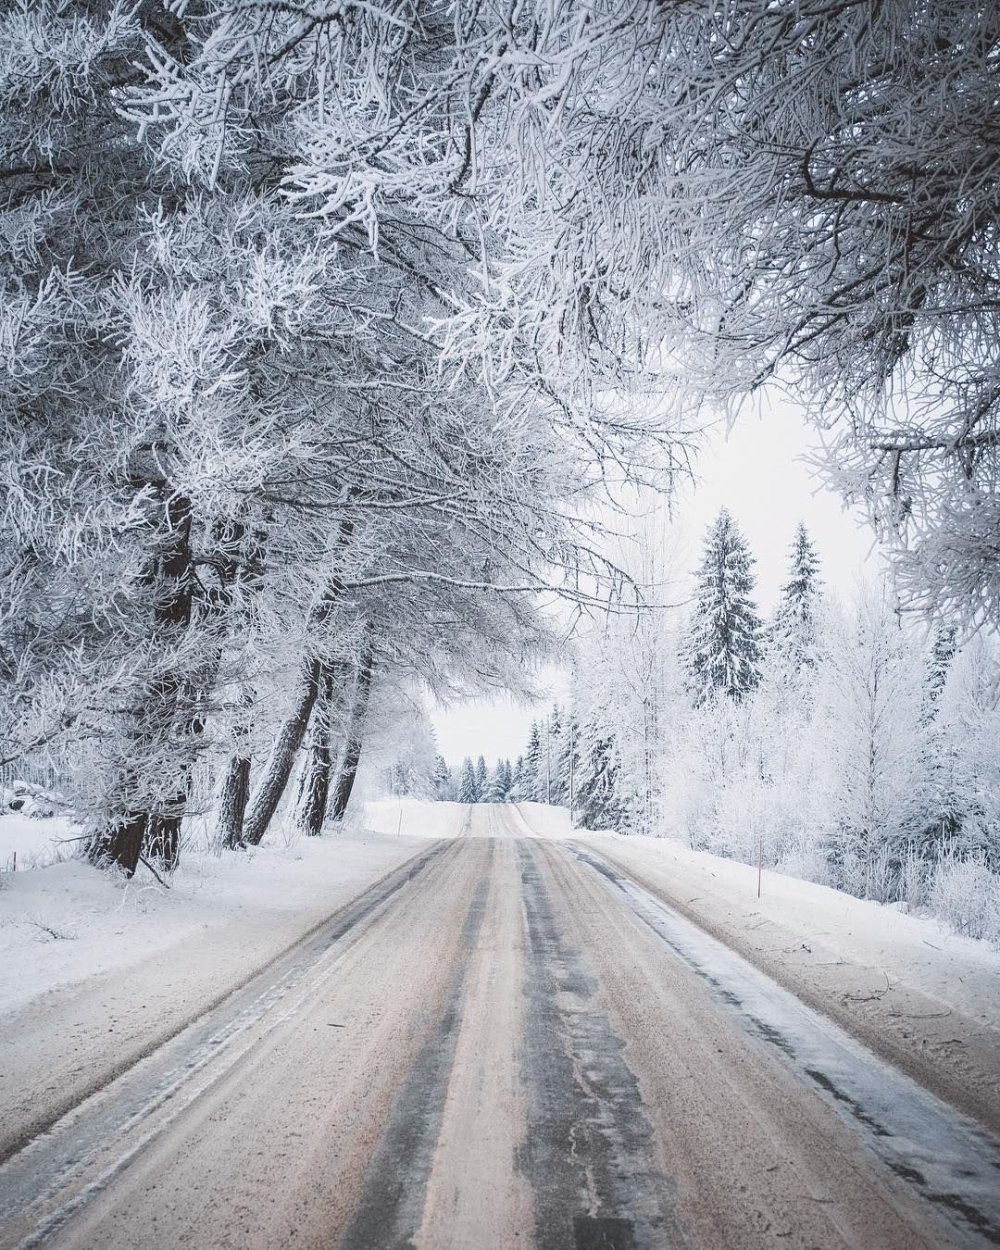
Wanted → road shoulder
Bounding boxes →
[571,833,1000,1138]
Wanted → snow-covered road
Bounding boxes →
[2,806,999,1249]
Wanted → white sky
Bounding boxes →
[431,396,882,767]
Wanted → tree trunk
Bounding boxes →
[243,656,323,846]
[299,735,334,836]
[219,751,252,850]
[330,626,377,822]
[91,489,195,875]
[297,668,340,836]
[148,813,181,867]
[93,812,147,877]
[219,688,255,849]
[237,542,355,848]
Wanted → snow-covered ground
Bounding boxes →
[0,812,80,872]
[362,797,470,839]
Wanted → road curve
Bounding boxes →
[2,806,998,1250]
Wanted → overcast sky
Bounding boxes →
[431,397,881,766]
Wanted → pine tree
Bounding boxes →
[488,758,513,802]
[576,733,625,831]
[771,523,823,674]
[474,755,489,802]
[560,716,581,819]
[433,755,453,801]
[510,755,526,800]
[524,724,544,801]
[923,625,958,725]
[684,509,763,705]
[548,706,566,804]
[458,757,479,804]
[915,624,962,856]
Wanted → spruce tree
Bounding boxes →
[923,625,958,724]
[510,755,526,800]
[771,523,823,674]
[458,757,478,804]
[433,755,453,801]
[488,758,513,802]
[524,723,544,801]
[916,625,961,856]
[684,509,763,704]
[576,733,625,831]
[474,755,489,802]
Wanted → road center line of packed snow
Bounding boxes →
[571,843,1000,1249]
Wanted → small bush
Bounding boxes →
[930,856,1000,945]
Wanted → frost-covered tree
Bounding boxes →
[771,525,823,676]
[812,587,926,900]
[684,511,763,706]
[458,758,478,805]
[488,759,513,803]
[509,756,526,802]
[433,756,454,802]
[474,756,489,803]
[523,724,544,803]
[576,735,625,833]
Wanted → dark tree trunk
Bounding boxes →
[243,656,323,846]
[91,489,195,876]
[330,626,377,822]
[238,544,354,848]
[219,695,254,850]
[299,736,334,836]
[93,812,147,877]
[297,667,338,836]
[219,753,252,848]
[147,813,181,867]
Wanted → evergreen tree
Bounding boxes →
[684,509,763,705]
[560,716,581,819]
[524,724,544,801]
[474,755,489,803]
[548,706,566,804]
[771,523,823,674]
[433,755,453,801]
[923,625,958,725]
[510,755,526,801]
[915,625,962,856]
[458,757,479,804]
[488,758,513,802]
[576,733,625,831]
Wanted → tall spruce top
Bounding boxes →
[684,508,763,704]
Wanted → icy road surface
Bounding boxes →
[2,805,999,1250]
